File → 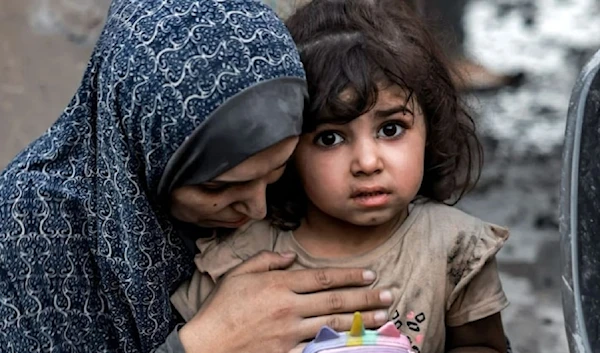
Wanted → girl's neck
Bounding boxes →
[293,204,409,259]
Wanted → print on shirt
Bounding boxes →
[392,309,426,353]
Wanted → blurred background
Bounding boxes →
[1,0,599,352]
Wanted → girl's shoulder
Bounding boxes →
[414,199,508,239]
[411,200,510,312]
[411,200,509,261]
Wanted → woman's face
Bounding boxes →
[170,136,299,228]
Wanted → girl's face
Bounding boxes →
[295,84,426,226]
[170,137,298,228]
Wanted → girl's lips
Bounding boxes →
[350,186,391,198]
[352,191,391,208]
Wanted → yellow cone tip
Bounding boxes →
[349,312,365,337]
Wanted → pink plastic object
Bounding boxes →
[302,312,414,353]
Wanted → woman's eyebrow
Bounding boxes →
[210,160,289,184]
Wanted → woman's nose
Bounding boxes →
[231,181,268,220]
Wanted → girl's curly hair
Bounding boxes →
[267,0,483,230]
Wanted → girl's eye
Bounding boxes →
[377,122,404,138]
[315,132,344,147]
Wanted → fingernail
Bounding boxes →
[374,310,388,323]
[363,270,376,282]
[379,290,393,304]
[281,252,296,258]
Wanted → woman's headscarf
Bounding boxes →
[0,0,306,351]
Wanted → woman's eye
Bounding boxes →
[377,122,404,138]
[315,132,344,147]
[200,184,228,193]
[266,166,287,184]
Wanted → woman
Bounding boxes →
[0,0,390,352]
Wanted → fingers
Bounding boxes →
[286,267,377,294]
[289,343,308,353]
[297,288,393,317]
[298,310,391,341]
[228,251,296,276]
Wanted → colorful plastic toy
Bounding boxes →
[302,312,414,353]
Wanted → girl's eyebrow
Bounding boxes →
[374,104,412,118]
[314,104,413,127]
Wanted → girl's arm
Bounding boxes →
[445,313,507,353]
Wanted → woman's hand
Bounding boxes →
[179,251,393,353]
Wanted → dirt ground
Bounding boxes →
[3,0,598,352]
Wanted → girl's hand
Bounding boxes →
[179,251,393,353]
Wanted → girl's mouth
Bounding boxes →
[351,187,391,208]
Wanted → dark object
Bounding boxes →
[467,71,526,94]
[560,48,600,353]
[413,0,526,92]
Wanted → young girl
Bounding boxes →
[171,1,509,352]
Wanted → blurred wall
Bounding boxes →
[0,0,108,168]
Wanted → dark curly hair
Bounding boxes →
[267,0,482,230]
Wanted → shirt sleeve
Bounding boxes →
[170,270,217,322]
[446,257,509,327]
[444,220,510,327]
[153,325,186,353]
[170,220,277,322]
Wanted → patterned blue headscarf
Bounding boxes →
[0,0,305,352]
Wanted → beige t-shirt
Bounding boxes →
[262,0,312,19]
[171,201,509,353]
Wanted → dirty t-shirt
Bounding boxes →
[262,0,312,19]
[171,201,509,353]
